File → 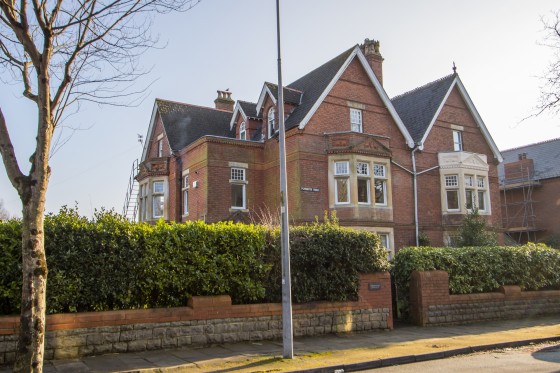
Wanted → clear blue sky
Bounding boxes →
[1,0,559,217]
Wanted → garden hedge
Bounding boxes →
[391,245,560,318]
[0,208,388,315]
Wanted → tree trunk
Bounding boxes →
[12,60,52,372]
[13,193,49,372]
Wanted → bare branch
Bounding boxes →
[528,10,560,118]
[22,60,38,101]
[0,106,27,195]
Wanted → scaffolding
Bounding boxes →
[501,164,541,243]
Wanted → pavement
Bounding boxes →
[2,315,560,373]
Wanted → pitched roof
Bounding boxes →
[498,138,560,181]
[264,82,303,105]
[391,74,456,144]
[285,46,355,129]
[156,99,235,153]
[238,101,261,119]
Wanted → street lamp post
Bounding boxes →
[275,0,293,359]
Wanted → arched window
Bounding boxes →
[268,107,275,138]
[239,121,246,140]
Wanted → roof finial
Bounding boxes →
[452,61,457,74]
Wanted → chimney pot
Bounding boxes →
[214,89,234,111]
[361,38,384,86]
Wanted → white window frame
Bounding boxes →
[444,174,460,211]
[350,108,363,133]
[152,180,164,218]
[182,174,189,215]
[138,183,148,222]
[334,161,350,205]
[477,176,486,211]
[239,121,246,140]
[453,130,463,152]
[374,163,387,206]
[268,107,276,138]
[157,139,163,157]
[230,167,247,210]
[378,233,393,260]
[356,161,371,205]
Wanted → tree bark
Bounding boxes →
[12,57,53,373]
[13,200,48,373]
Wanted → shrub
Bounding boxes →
[543,234,560,250]
[455,208,497,247]
[0,208,388,315]
[264,217,389,303]
[391,244,560,318]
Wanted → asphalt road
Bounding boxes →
[362,342,560,372]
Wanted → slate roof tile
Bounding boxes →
[156,99,235,152]
[498,138,560,181]
[285,46,356,129]
[238,100,261,119]
[391,74,456,144]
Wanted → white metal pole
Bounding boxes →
[275,0,293,359]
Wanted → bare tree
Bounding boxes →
[0,199,10,220]
[536,10,560,116]
[0,1,199,371]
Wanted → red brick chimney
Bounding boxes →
[214,90,234,111]
[361,38,384,86]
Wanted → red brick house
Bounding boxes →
[499,138,560,244]
[135,38,503,253]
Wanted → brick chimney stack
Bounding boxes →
[361,38,384,86]
[214,90,234,111]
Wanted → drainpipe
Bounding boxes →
[411,145,421,247]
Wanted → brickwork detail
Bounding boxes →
[0,273,391,364]
[409,270,560,326]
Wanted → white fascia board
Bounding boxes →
[418,78,456,147]
[355,51,415,148]
[141,101,160,162]
[420,77,503,162]
[255,84,277,114]
[297,48,358,131]
[297,46,415,148]
[229,102,247,130]
[455,78,503,162]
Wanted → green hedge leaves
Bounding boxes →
[391,245,560,318]
[0,208,388,315]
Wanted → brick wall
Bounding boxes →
[409,270,560,326]
[0,273,391,364]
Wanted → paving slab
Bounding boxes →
[1,315,560,372]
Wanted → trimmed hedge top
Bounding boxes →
[0,208,388,315]
[391,244,560,317]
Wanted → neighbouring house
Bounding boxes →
[132,38,503,254]
[499,138,560,244]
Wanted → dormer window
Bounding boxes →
[453,130,463,151]
[268,107,276,138]
[239,121,246,140]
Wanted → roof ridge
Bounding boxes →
[264,82,304,94]
[156,98,233,113]
[391,73,456,101]
[238,100,257,105]
[501,137,560,152]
